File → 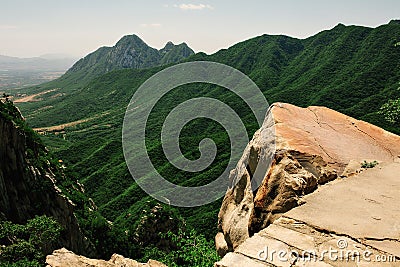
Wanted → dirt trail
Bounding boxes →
[14,89,57,103]
[34,112,110,133]
[34,118,92,133]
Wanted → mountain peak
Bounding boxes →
[115,34,147,48]
[179,42,190,48]
[66,34,194,79]
[160,41,176,53]
[334,23,346,29]
[159,41,195,64]
[164,41,175,47]
[161,41,192,52]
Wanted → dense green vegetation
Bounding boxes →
[379,83,400,125]
[361,160,379,169]
[64,35,194,84]
[142,230,219,266]
[2,99,216,266]
[8,21,400,265]
[381,98,400,124]
[0,216,62,266]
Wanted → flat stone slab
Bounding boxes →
[214,252,271,267]
[285,162,400,241]
[364,240,400,258]
[259,223,317,252]
[216,163,400,266]
[272,103,400,165]
[235,233,293,267]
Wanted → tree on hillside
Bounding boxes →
[2,93,11,102]
[0,215,62,266]
[379,84,400,125]
[380,98,400,124]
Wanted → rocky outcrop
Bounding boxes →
[216,103,400,258]
[216,162,400,266]
[0,100,94,256]
[46,248,168,267]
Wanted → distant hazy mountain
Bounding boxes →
[0,54,76,71]
[39,53,76,60]
[65,34,194,81]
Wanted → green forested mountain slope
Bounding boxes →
[66,35,194,81]
[17,34,195,97]
[12,21,400,256]
[201,21,400,128]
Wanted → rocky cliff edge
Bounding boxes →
[0,99,94,256]
[215,103,400,266]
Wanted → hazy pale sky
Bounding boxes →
[1,0,399,58]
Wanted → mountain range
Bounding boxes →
[0,54,77,91]
[7,19,400,264]
[62,35,194,82]
[0,54,76,71]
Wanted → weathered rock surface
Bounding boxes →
[46,248,168,267]
[216,162,400,266]
[216,103,400,264]
[0,100,94,255]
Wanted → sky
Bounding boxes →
[1,0,399,58]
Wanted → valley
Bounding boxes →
[0,55,75,91]
[1,19,400,267]
[0,70,66,90]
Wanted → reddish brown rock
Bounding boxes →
[216,103,400,255]
[273,103,400,166]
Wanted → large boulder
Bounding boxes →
[216,103,400,256]
[46,248,168,267]
[215,161,400,266]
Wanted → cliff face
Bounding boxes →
[0,99,93,256]
[216,103,400,258]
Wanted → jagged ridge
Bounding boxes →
[66,34,194,81]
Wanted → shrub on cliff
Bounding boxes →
[380,98,400,125]
[141,229,219,267]
[0,216,62,266]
